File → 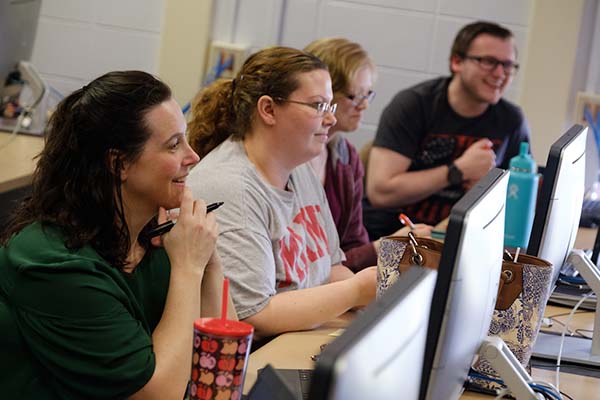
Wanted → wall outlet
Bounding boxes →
[205,41,249,82]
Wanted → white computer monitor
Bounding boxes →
[420,168,509,400]
[309,267,437,400]
[527,124,588,284]
[528,124,600,367]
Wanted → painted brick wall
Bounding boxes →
[212,0,532,152]
[30,0,165,97]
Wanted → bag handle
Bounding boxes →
[495,249,553,310]
[392,232,444,272]
[408,232,425,266]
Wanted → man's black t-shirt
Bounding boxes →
[364,77,530,238]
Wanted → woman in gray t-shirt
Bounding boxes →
[187,46,377,339]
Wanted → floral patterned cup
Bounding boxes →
[189,318,254,400]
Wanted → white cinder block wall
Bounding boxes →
[30,0,165,97]
[212,0,533,152]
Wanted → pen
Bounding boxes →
[147,201,224,238]
[398,213,415,230]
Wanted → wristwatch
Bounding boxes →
[447,162,463,186]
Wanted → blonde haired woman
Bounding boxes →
[305,38,432,272]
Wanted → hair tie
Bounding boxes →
[232,74,245,93]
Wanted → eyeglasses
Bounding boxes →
[275,97,337,115]
[346,90,376,106]
[463,55,519,75]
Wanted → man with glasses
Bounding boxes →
[364,21,530,238]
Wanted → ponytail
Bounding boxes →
[187,47,327,159]
[188,79,237,159]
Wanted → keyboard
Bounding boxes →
[248,367,313,400]
[274,369,313,400]
[580,199,600,227]
[549,279,597,311]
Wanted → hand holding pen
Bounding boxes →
[397,213,434,238]
[159,188,221,275]
[148,201,224,238]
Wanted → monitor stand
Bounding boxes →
[479,336,543,400]
[532,249,600,367]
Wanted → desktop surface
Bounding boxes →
[575,227,598,252]
[243,305,599,399]
[0,130,44,193]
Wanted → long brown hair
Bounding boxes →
[1,71,172,268]
[187,46,327,159]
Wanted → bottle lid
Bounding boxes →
[194,317,254,337]
[509,142,537,173]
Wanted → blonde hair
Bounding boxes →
[304,38,375,96]
[187,46,327,159]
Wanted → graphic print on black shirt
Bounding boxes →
[406,132,501,225]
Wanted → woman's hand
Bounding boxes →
[150,208,179,248]
[162,187,218,275]
[351,266,377,307]
[392,223,433,238]
[374,223,433,252]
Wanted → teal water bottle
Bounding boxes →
[504,142,539,249]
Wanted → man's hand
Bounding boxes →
[454,139,496,183]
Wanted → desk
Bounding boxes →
[244,305,599,398]
[575,226,598,251]
[0,131,44,193]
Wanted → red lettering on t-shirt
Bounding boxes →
[294,205,329,262]
[278,205,330,289]
[279,227,306,287]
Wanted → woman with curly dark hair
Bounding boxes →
[0,70,231,399]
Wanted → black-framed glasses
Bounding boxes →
[275,97,337,115]
[346,90,376,106]
[463,55,519,75]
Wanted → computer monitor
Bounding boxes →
[420,168,509,400]
[583,122,599,196]
[527,124,588,284]
[528,125,600,367]
[308,267,437,400]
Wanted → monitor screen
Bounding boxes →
[527,124,588,284]
[421,168,509,400]
[309,267,437,400]
[0,0,41,85]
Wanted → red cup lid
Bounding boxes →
[194,318,254,337]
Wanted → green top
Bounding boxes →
[0,222,171,399]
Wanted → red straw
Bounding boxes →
[221,278,229,320]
